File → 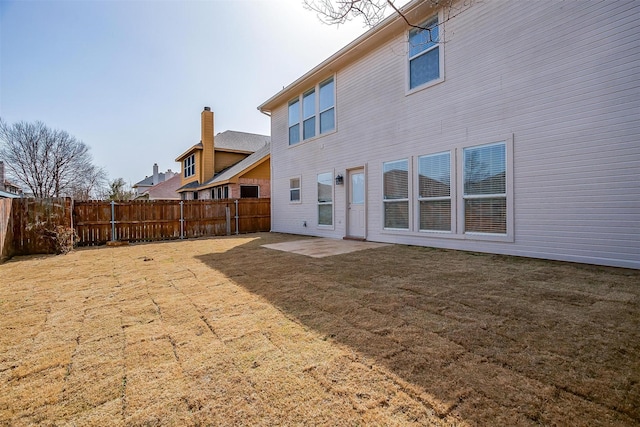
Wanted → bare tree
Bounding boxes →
[0,118,108,199]
[304,0,473,36]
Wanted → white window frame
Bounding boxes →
[289,176,301,203]
[382,158,411,231]
[184,154,195,178]
[317,171,334,228]
[406,13,445,95]
[417,151,454,233]
[288,76,336,146]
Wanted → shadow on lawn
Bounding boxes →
[196,233,640,426]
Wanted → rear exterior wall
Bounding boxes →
[269,0,640,269]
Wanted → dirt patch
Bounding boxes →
[1,233,638,426]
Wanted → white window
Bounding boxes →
[409,16,440,90]
[463,142,506,234]
[288,77,335,144]
[184,154,195,178]
[383,159,409,230]
[317,172,333,226]
[290,177,301,202]
[288,100,300,145]
[418,152,451,231]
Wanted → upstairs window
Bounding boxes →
[288,100,300,145]
[409,16,440,90]
[288,77,335,145]
[184,154,195,178]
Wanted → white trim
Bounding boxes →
[406,11,445,96]
[289,175,302,204]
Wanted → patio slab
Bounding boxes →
[262,238,389,258]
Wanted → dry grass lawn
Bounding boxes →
[0,232,639,426]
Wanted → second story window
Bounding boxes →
[288,77,335,145]
[184,154,195,178]
[409,16,440,90]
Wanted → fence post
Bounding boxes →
[110,200,116,242]
[225,206,231,236]
[234,199,239,235]
[180,201,184,239]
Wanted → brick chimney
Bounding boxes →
[201,107,215,183]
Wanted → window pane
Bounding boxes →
[288,100,299,126]
[289,124,300,145]
[240,186,259,198]
[318,204,332,226]
[384,201,409,229]
[464,143,506,195]
[351,173,364,205]
[317,172,333,203]
[409,18,439,57]
[465,198,506,233]
[383,159,408,199]
[410,47,440,89]
[290,178,300,189]
[319,78,334,111]
[290,189,300,202]
[320,108,335,134]
[420,200,451,231]
[303,117,316,139]
[418,152,450,197]
[303,90,315,119]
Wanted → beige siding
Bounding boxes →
[270,0,640,268]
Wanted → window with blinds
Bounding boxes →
[290,177,300,202]
[418,152,451,231]
[317,172,333,226]
[383,159,409,229]
[463,142,506,234]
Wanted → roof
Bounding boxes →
[0,189,21,198]
[175,142,203,162]
[177,180,201,192]
[213,130,270,153]
[258,0,434,113]
[201,143,270,188]
[135,174,182,200]
[133,171,175,188]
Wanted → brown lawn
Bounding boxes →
[0,232,639,426]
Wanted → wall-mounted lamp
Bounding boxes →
[335,174,344,185]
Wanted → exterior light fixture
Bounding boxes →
[335,174,344,185]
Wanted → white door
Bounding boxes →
[347,169,365,238]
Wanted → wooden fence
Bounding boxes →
[0,198,271,258]
[74,199,270,246]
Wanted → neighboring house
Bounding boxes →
[134,174,182,200]
[175,107,270,200]
[258,0,639,269]
[0,161,22,198]
[132,164,177,197]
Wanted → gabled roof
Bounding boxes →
[258,0,434,113]
[175,142,203,162]
[201,143,270,188]
[136,174,182,200]
[214,131,271,153]
[133,171,175,188]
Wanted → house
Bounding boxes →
[258,0,640,269]
[0,161,22,198]
[134,174,182,200]
[175,107,270,200]
[132,164,177,197]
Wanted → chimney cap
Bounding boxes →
[203,106,211,111]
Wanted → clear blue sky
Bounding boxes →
[0,0,369,185]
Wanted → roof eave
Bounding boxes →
[258,0,432,113]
